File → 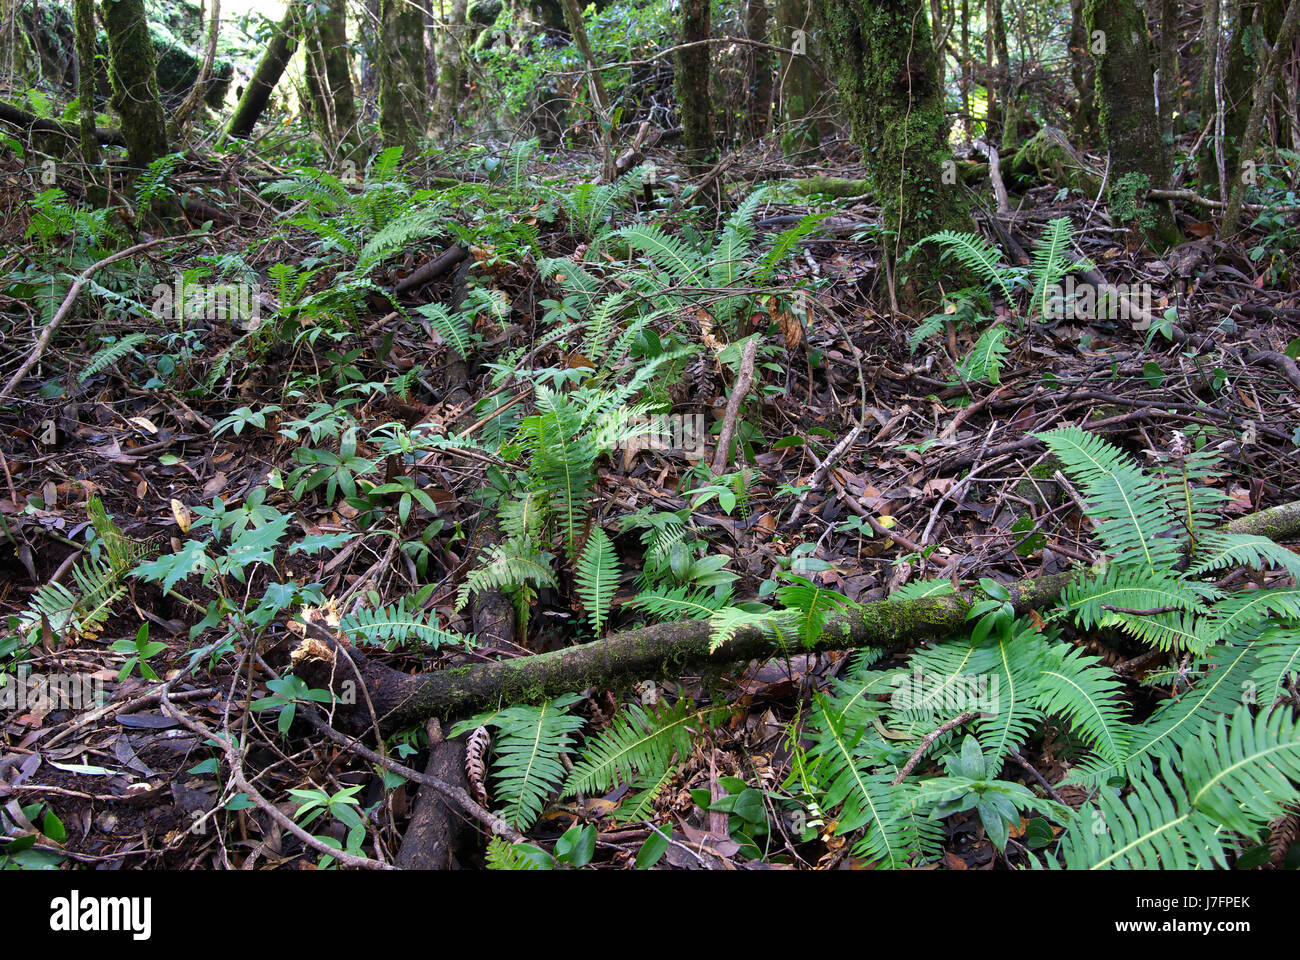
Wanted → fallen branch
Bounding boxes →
[291,497,1300,733]
[711,334,759,474]
[293,571,1076,733]
[0,99,124,146]
[0,236,192,401]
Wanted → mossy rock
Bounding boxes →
[1010,126,1102,195]
[468,0,504,25]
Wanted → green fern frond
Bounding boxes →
[803,695,915,868]
[956,323,1011,385]
[340,601,473,650]
[1059,707,1300,868]
[80,333,148,382]
[615,224,707,285]
[1204,588,1300,643]
[1038,427,1185,576]
[1068,639,1258,786]
[1028,217,1075,320]
[455,537,558,612]
[1252,624,1300,704]
[563,699,698,797]
[484,694,586,830]
[907,230,1019,304]
[1033,642,1133,765]
[357,205,446,272]
[1189,532,1300,581]
[575,526,620,634]
[614,764,680,824]
[419,302,473,360]
[1062,566,1204,633]
[630,584,734,622]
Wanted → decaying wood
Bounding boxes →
[293,570,1076,734]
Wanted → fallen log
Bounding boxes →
[293,571,1076,734]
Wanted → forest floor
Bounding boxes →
[1,138,1298,869]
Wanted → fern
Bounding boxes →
[419,302,473,360]
[79,333,148,382]
[1038,427,1185,576]
[955,323,1011,385]
[563,698,697,797]
[14,498,139,649]
[575,526,620,634]
[563,164,652,239]
[1058,707,1300,868]
[1033,642,1133,766]
[455,537,558,612]
[907,230,1020,306]
[341,600,474,650]
[473,694,586,830]
[630,584,735,622]
[1027,217,1077,320]
[357,204,447,273]
[799,695,917,868]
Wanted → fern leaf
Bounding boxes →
[575,526,620,634]
[1038,427,1185,576]
[485,694,586,830]
[563,699,698,797]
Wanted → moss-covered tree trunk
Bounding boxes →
[1197,0,1224,197]
[0,0,37,81]
[1084,0,1180,246]
[960,0,972,139]
[746,0,773,138]
[776,0,820,155]
[1068,0,1098,143]
[429,0,464,140]
[305,0,361,161]
[73,0,100,175]
[1224,0,1300,233]
[226,2,302,139]
[101,0,169,168]
[676,0,713,167]
[819,0,971,303]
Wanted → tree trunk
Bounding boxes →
[776,0,820,155]
[746,0,773,138]
[960,0,972,140]
[676,0,713,167]
[306,0,361,161]
[1197,0,1224,197]
[429,0,465,140]
[990,0,1015,150]
[1224,0,1300,233]
[819,0,971,302]
[1084,0,1180,246]
[1068,0,1098,143]
[73,0,100,173]
[225,2,303,140]
[101,0,169,168]
[1157,0,1178,146]
[0,0,37,81]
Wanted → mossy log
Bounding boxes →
[293,572,1075,733]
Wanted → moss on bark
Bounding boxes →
[818,0,971,303]
[101,0,169,167]
[383,0,432,149]
[1083,0,1180,247]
